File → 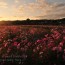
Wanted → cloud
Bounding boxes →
[0,17,2,18]
[34,0,65,19]
[52,2,65,8]
[36,13,65,20]
[14,0,20,3]
[15,0,50,16]
[12,0,65,19]
[0,1,8,8]
[45,3,65,19]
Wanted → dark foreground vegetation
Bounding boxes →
[0,18,65,65]
[0,18,65,25]
[0,25,65,65]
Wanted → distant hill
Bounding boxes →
[0,18,65,25]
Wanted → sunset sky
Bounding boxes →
[0,0,65,20]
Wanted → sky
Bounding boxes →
[0,0,65,20]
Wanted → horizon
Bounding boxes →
[0,0,65,21]
[0,17,65,21]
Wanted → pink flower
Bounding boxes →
[13,42,18,46]
[59,41,64,47]
[13,38,17,41]
[39,52,43,55]
[63,29,65,33]
[48,43,55,48]
[3,43,8,47]
[63,36,65,40]
[64,49,65,53]
[17,43,20,49]
[52,47,57,51]
[63,53,65,60]
[42,38,47,41]
[33,49,36,52]
[0,47,2,51]
[36,39,41,43]
[57,47,62,52]
[45,34,48,37]
[37,46,39,50]
[30,28,37,34]
[7,48,11,53]
[27,42,31,46]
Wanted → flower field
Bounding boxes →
[0,25,65,65]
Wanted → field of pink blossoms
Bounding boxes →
[0,25,65,65]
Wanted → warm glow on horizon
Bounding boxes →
[0,0,65,21]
